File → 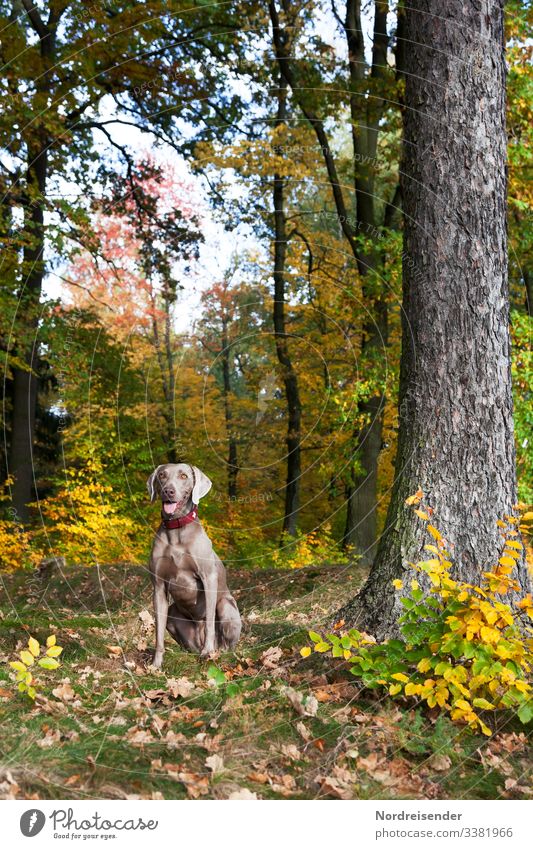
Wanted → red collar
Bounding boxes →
[161,505,198,530]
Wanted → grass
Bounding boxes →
[0,560,531,800]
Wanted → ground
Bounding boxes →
[0,561,531,800]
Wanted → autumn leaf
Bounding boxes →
[28,637,40,657]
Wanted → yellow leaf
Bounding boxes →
[405,490,423,506]
[499,556,516,567]
[389,683,402,695]
[28,637,40,657]
[417,658,432,673]
[414,509,429,521]
[46,646,63,658]
[391,672,409,683]
[405,682,420,696]
[9,661,27,672]
[505,540,522,550]
[454,699,471,712]
[411,579,420,590]
[392,579,403,590]
[343,649,352,660]
[479,720,492,736]
[436,688,449,707]
[427,525,442,541]
[300,646,311,658]
[46,635,57,648]
[19,651,34,666]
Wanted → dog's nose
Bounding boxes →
[163,487,176,499]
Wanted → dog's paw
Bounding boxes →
[200,646,216,659]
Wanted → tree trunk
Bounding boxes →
[9,144,47,521]
[334,0,531,638]
[221,315,239,500]
[272,74,302,537]
[8,10,57,521]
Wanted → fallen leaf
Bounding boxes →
[138,609,154,629]
[319,776,353,800]
[37,728,61,748]
[163,730,187,749]
[228,788,258,800]
[281,744,301,761]
[126,727,155,745]
[295,721,312,742]
[260,646,283,669]
[106,645,122,657]
[205,754,224,774]
[247,771,269,784]
[52,682,75,702]
[428,754,452,772]
[166,677,195,698]
[284,687,318,717]
[178,771,209,798]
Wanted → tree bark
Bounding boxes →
[335,0,531,637]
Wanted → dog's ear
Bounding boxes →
[146,465,164,502]
[191,466,212,504]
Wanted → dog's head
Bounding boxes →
[146,463,212,517]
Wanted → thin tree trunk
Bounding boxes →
[221,315,239,499]
[9,144,47,521]
[8,7,58,520]
[335,0,531,637]
[524,269,532,317]
[272,73,302,537]
[270,0,390,554]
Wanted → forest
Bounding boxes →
[0,0,532,804]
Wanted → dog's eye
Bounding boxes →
[159,471,167,480]
[180,473,187,480]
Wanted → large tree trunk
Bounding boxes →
[272,74,302,537]
[335,0,531,638]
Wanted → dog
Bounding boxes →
[147,463,241,667]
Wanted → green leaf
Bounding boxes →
[473,698,495,710]
[309,631,322,643]
[38,657,60,670]
[206,664,226,686]
[517,703,533,724]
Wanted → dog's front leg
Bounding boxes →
[152,580,168,668]
[200,570,217,657]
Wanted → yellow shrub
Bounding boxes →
[303,498,533,736]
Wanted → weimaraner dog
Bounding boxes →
[147,463,241,667]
